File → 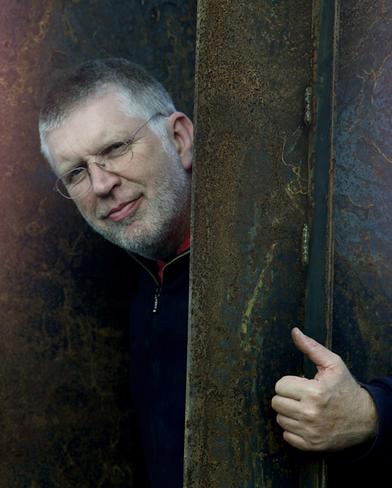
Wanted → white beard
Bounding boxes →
[82,154,191,260]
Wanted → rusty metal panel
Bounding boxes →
[304,0,339,356]
[186,1,313,486]
[0,1,196,486]
[301,1,339,486]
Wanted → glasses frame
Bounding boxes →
[54,111,167,199]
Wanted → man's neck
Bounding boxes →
[156,231,190,284]
[173,232,190,257]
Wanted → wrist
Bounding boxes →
[359,386,378,443]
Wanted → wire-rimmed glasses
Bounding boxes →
[54,112,166,199]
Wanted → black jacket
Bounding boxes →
[128,249,391,487]
[326,376,391,486]
[362,376,392,464]
[129,250,190,488]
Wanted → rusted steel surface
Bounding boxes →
[0,1,196,486]
[332,2,392,399]
[301,1,339,486]
[186,1,313,486]
[304,0,339,358]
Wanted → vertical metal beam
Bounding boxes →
[304,0,339,356]
[188,1,391,486]
[186,1,313,486]
[301,0,339,485]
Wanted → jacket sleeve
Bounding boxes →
[359,376,392,462]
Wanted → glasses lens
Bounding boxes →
[55,168,90,199]
[54,114,166,199]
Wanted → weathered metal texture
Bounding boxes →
[332,0,392,385]
[0,1,196,486]
[301,1,339,486]
[186,1,313,486]
[326,2,392,485]
[304,0,339,358]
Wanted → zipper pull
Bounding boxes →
[153,288,160,313]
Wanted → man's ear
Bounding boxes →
[167,112,193,171]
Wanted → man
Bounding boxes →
[39,58,193,488]
[40,58,390,486]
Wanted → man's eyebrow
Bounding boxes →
[56,155,79,167]
[96,131,133,151]
[57,129,136,170]
[56,159,85,178]
[58,135,118,162]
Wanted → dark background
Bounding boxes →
[0,1,196,486]
[0,1,391,487]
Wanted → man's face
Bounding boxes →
[45,89,192,259]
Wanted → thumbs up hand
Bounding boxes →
[271,328,378,451]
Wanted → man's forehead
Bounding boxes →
[46,90,144,163]
[65,89,139,129]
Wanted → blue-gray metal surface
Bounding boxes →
[328,2,392,483]
[333,0,392,381]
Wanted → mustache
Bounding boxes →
[96,195,142,219]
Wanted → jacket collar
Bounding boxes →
[129,233,191,286]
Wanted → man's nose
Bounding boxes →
[88,162,121,196]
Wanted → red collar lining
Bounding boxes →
[156,233,190,284]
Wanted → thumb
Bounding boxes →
[291,327,339,370]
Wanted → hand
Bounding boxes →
[271,327,378,451]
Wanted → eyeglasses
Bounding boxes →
[54,112,166,199]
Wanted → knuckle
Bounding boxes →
[303,425,329,450]
[309,389,323,403]
[308,436,325,451]
[305,385,329,407]
[299,431,325,451]
[302,406,318,422]
[332,353,346,370]
[333,352,344,364]
[309,390,327,407]
[283,432,307,451]
[308,429,322,443]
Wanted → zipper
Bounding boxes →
[130,250,190,314]
[153,288,160,314]
[153,250,190,314]
[162,249,190,271]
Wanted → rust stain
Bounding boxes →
[186,0,312,486]
[240,243,277,337]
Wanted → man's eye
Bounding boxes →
[103,141,130,157]
[64,167,86,185]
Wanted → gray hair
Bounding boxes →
[39,58,177,164]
